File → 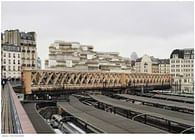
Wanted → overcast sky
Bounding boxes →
[1,1,194,63]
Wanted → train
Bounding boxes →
[50,114,86,134]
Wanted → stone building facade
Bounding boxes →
[170,48,194,93]
[135,55,170,74]
[1,29,37,79]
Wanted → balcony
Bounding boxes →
[49,46,56,49]
[56,64,66,67]
[30,44,36,47]
[49,54,56,56]
[49,56,56,60]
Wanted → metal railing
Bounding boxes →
[8,83,23,133]
[7,82,36,133]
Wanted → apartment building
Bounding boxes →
[1,33,4,78]
[159,59,170,74]
[135,55,152,73]
[2,45,21,79]
[135,55,170,74]
[151,56,159,73]
[45,41,131,72]
[1,29,37,79]
[170,48,194,93]
[20,31,37,70]
[4,29,20,46]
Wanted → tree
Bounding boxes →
[130,52,138,61]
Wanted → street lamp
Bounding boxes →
[178,74,183,94]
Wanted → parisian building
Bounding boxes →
[19,31,37,70]
[170,48,194,93]
[45,41,131,72]
[135,55,170,74]
[135,55,152,73]
[159,59,170,74]
[1,29,37,79]
[1,33,3,78]
[1,45,21,79]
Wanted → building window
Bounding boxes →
[13,66,15,71]
[18,54,20,58]
[9,53,11,58]
[13,53,15,58]
[4,53,6,57]
[171,60,175,63]
[4,59,6,64]
[8,66,11,71]
[13,60,15,64]
[173,54,178,58]
[18,60,20,64]
[176,69,180,72]
[184,55,190,59]
[3,66,6,71]
[18,66,20,71]
[9,59,11,64]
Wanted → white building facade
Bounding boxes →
[45,41,131,72]
[159,59,170,74]
[170,48,194,93]
[135,55,152,73]
[2,45,21,79]
[135,55,170,74]
[1,29,37,79]
[20,32,37,70]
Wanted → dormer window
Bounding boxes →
[144,63,148,65]
[144,63,148,68]
[173,54,178,58]
[184,55,190,59]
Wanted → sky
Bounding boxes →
[1,1,194,64]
